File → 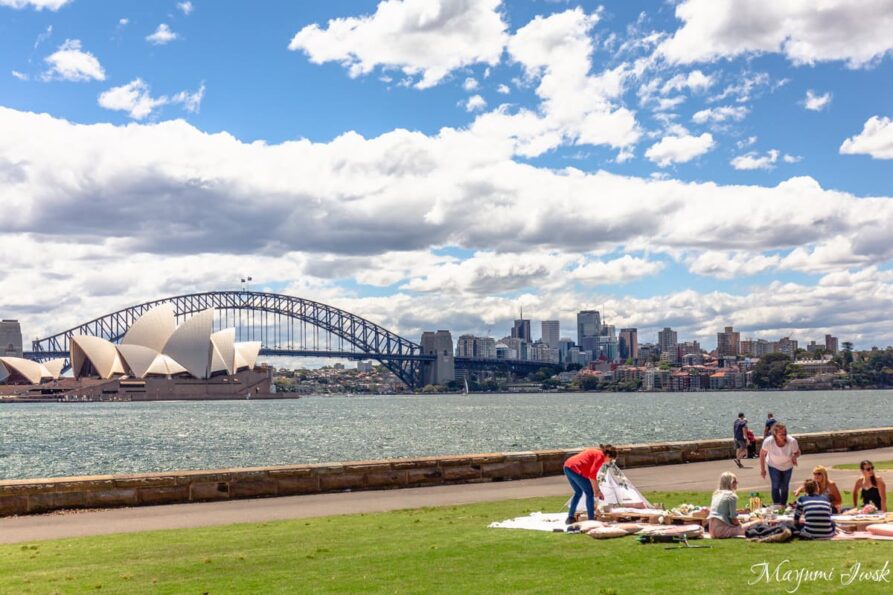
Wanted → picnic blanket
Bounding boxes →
[489,512,568,532]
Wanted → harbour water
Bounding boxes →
[2,390,892,480]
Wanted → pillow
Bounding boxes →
[866,524,893,537]
[587,527,628,539]
[613,523,644,535]
[574,520,605,532]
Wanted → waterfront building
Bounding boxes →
[529,340,558,363]
[500,336,527,360]
[0,320,22,358]
[825,334,839,354]
[772,336,798,359]
[541,320,560,348]
[576,310,601,354]
[793,359,839,375]
[495,342,515,360]
[740,338,771,357]
[455,335,497,359]
[356,361,374,373]
[658,327,678,364]
[619,328,638,361]
[716,326,740,357]
[638,343,658,362]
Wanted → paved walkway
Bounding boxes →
[1,446,890,544]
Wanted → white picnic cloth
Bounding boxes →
[488,512,568,532]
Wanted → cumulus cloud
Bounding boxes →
[288,0,508,89]
[687,250,780,279]
[42,39,105,82]
[692,105,748,124]
[0,0,69,9]
[659,0,893,68]
[496,83,509,94]
[146,23,178,45]
[645,132,714,167]
[659,70,712,95]
[803,90,832,111]
[98,79,169,119]
[840,116,893,159]
[730,149,778,170]
[177,1,193,15]
[171,83,205,113]
[464,94,486,112]
[462,77,478,91]
[11,70,28,81]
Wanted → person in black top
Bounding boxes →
[852,460,887,511]
[733,413,748,468]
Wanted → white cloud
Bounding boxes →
[119,18,128,26]
[568,255,665,285]
[840,116,893,160]
[171,83,205,113]
[803,90,832,111]
[288,0,508,89]
[736,135,757,149]
[687,251,780,279]
[660,70,712,95]
[177,1,193,15]
[645,132,714,167]
[710,71,772,103]
[42,39,105,82]
[730,149,779,170]
[659,0,893,68]
[0,0,69,9]
[464,94,486,112]
[98,79,169,119]
[496,83,509,94]
[462,77,478,91]
[782,154,801,164]
[146,23,178,45]
[11,70,28,81]
[692,105,748,124]
[33,24,52,48]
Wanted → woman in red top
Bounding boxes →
[564,444,617,524]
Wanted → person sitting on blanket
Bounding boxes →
[707,472,757,538]
[852,460,887,512]
[563,444,617,525]
[793,465,842,513]
[793,479,836,539]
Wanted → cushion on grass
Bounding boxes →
[587,527,629,539]
[866,524,893,537]
[573,520,606,532]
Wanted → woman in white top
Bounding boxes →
[759,422,800,506]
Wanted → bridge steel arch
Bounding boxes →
[29,291,428,388]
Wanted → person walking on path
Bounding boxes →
[763,412,777,438]
[563,444,617,524]
[733,413,748,468]
[760,422,800,506]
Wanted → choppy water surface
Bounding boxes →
[2,390,892,480]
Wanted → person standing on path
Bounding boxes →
[733,413,748,468]
[563,444,617,524]
[760,422,800,506]
[763,412,777,438]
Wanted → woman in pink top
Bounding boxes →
[563,444,617,524]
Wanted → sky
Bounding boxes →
[2,0,893,352]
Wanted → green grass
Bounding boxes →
[1,491,892,594]
[835,459,893,470]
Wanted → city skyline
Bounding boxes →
[2,1,893,353]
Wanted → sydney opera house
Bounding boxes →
[0,306,272,401]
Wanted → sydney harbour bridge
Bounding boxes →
[25,291,554,389]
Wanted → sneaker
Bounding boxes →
[734,459,743,468]
[565,517,575,525]
[755,527,792,544]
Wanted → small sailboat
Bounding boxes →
[463,377,470,395]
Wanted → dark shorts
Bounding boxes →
[735,438,747,449]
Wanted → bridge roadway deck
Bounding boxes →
[2,446,890,544]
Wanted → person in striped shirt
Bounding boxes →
[793,479,836,539]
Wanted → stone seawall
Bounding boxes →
[2,427,892,517]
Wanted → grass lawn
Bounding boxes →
[835,460,893,471]
[1,490,892,594]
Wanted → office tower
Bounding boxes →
[541,320,560,348]
[576,310,601,353]
[825,334,839,354]
[619,328,638,361]
[658,327,678,364]
[0,320,23,358]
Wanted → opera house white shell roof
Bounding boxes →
[0,356,66,384]
[67,306,261,381]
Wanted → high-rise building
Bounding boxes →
[658,327,678,364]
[716,326,740,357]
[619,328,638,361]
[772,337,798,359]
[577,310,601,354]
[600,325,618,361]
[558,337,574,363]
[456,335,495,359]
[825,334,839,354]
[541,320,560,348]
[0,320,23,358]
[511,317,531,342]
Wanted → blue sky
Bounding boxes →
[2,0,893,349]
